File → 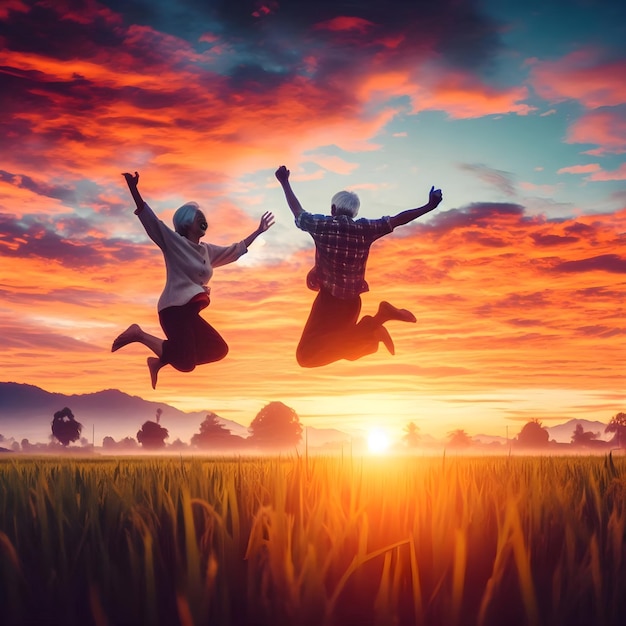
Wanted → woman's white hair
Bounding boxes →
[331,190,360,217]
[173,202,200,235]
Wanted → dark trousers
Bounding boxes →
[158,299,228,372]
[296,288,380,368]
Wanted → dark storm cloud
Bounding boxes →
[230,0,503,71]
[98,0,503,71]
[0,2,124,59]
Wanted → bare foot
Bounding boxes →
[111,324,142,352]
[377,301,416,324]
[375,326,395,355]
[147,357,161,389]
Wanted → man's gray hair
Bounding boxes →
[331,190,360,217]
[173,202,200,235]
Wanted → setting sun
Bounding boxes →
[367,427,391,454]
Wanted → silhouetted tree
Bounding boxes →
[119,436,139,450]
[137,420,169,449]
[571,424,599,447]
[168,438,187,450]
[605,412,626,448]
[249,401,302,447]
[447,429,472,448]
[191,412,241,449]
[402,422,421,447]
[51,407,83,446]
[516,419,549,448]
[103,436,139,451]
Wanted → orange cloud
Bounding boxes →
[1,200,624,437]
[1,2,624,438]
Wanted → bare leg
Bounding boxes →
[147,357,164,389]
[373,301,416,325]
[111,323,164,357]
[374,325,395,355]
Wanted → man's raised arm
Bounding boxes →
[275,165,305,218]
[122,171,145,213]
[389,186,443,229]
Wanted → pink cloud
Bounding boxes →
[314,16,375,33]
[357,68,534,119]
[251,2,279,18]
[557,164,601,175]
[415,71,534,119]
[565,109,626,154]
[587,163,626,181]
[306,154,360,176]
[529,49,626,108]
[518,181,560,195]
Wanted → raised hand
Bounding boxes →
[258,211,275,232]
[428,186,443,208]
[275,165,290,184]
[122,171,140,187]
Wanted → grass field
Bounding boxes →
[0,453,625,625]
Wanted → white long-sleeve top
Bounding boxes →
[136,202,248,311]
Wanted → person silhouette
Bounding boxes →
[112,171,274,388]
[275,165,442,367]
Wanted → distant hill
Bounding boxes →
[546,419,610,443]
[473,434,508,445]
[0,382,246,444]
[0,382,352,448]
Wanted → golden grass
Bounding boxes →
[0,454,624,625]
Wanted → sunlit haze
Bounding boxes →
[367,428,391,454]
[0,0,624,442]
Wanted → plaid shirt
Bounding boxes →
[296,212,393,299]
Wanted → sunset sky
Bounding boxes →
[0,0,624,443]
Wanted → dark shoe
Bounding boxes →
[378,301,416,323]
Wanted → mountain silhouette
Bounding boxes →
[0,382,247,444]
[0,382,352,447]
[545,418,610,443]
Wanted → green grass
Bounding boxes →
[0,454,625,625]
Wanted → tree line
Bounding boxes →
[2,410,625,454]
[0,401,303,452]
[402,413,626,451]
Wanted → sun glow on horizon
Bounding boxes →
[367,427,391,454]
